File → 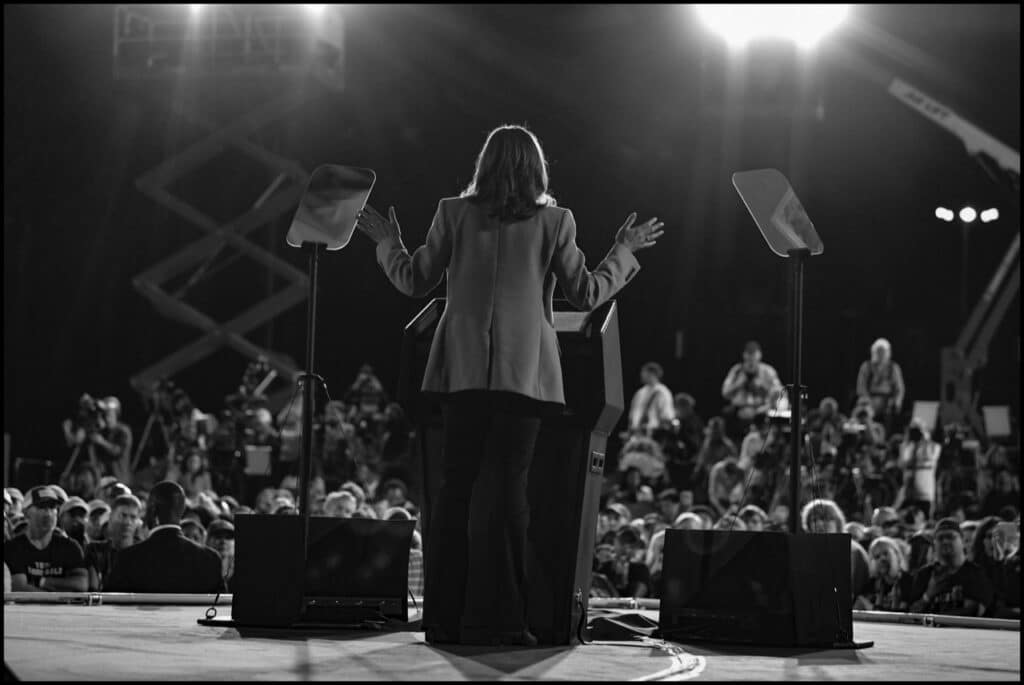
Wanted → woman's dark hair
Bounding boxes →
[461,124,555,222]
[972,516,1002,565]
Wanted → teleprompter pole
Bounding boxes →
[788,248,810,535]
[298,243,322,561]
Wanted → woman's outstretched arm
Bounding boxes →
[360,202,451,298]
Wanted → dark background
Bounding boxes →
[4,4,1020,465]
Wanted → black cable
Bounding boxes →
[203,591,222,621]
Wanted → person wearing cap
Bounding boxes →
[721,341,784,440]
[104,481,224,593]
[856,338,906,433]
[656,489,681,525]
[908,518,994,616]
[205,519,235,589]
[84,494,142,591]
[181,519,207,547]
[86,500,111,542]
[58,497,90,547]
[5,485,88,592]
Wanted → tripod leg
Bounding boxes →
[131,414,157,473]
[59,444,83,485]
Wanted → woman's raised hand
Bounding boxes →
[356,204,402,245]
[615,212,665,253]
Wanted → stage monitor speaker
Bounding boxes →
[400,298,624,645]
[659,530,854,647]
[232,515,415,628]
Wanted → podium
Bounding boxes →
[400,298,624,645]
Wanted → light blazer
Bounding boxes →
[377,197,640,405]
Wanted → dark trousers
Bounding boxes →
[422,391,543,636]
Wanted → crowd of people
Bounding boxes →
[3,340,1019,621]
[598,338,1020,618]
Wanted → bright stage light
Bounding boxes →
[959,206,977,224]
[980,208,1000,223]
[304,4,327,18]
[935,207,955,222]
[695,4,850,49]
[189,4,202,16]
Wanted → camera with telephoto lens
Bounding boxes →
[74,393,106,434]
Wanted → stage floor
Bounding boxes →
[3,604,1019,681]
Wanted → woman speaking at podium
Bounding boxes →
[356,124,664,645]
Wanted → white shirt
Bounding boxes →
[900,440,941,502]
[629,382,675,432]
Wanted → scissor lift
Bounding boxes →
[113,4,345,396]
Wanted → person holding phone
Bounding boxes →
[357,124,664,645]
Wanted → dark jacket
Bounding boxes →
[104,526,226,594]
[377,197,640,405]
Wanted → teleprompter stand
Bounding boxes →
[659,170,871,650]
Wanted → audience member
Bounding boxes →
[855,338,905,434]
[181,519,207,547]
[628,362,675,436]
[105,481,225,593]
[855,536,912,611]
[58,497,89,548]
[895,418,941,518]
[206,519,235,590]
[908,518,993,617]
[721,341,783,440]
[801,498,871,600]
[5,486,88,592]
[84,494,142,591]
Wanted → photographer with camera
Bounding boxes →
[721,341,784,441]
[895,417,941,519]
[62,395,133,485]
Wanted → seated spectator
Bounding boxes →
[961,520,980,561]
[5,486,88,592]
[58,497,89,548]
[610,527,651,598]
[385,507,413,521]
[324,491,358,518]
[597,503,633,545]
[688,505,718,530]
[339,481,368,510]
[908,518,994,617]
[181,519,207,547]
[673,512,705,530]
[855,536,912,611]
[707,457,745,518]
[105,481,226,593]
[206,519,235,590]
[84,494,142,591]
[656,489,682,524]
[713,515,747,531]
[254,487,279,514]
[801,498,871,600]
[982,469,1020,518]
[98,480,133,508]
[844,521,868,544]
[6,488,25,519]
[618,434,668,485]
[738,504,768,531]
[907,530,935,577]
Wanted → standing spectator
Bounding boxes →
[908,518,994,616]
[694,415,738,501]
[5,486,88,592]
[721,341,783,440]
[346,364,387,420]
[105,481,225,593]
[855,536,913,611]
[178,452,214,500]
[896,418,941,519]
[628,362,675,436]
[855,338,906,433]
[671,393,705,458]
[84,494,142,591]
[58,497,89,548]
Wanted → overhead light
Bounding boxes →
[189,4,203,16]
[980,208,1000,223]
[959,206,977,224]
[304,4,327,18]
[935,207,955,222]
[694,4,850,50]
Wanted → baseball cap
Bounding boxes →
[99,476,119,490]
[48,485,69,504]
[656,488,679,503]
[24,485,63,509]
[60,497,89,517]
[603,503,632,521]
[181,519,207,537]
[934,518,963,538]
[206,519,235,540]
[88,499,112,516]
